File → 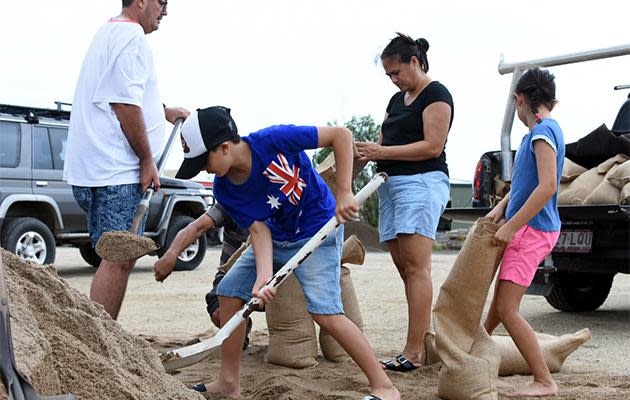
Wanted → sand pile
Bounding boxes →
[0,249,201,400]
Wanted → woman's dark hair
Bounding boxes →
[381,32,430,73]
[515,67,556,120]
[122,0,133,7]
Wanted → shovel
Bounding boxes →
[0,252,77,400]
[160,172,387,371]
[96,119,184,262]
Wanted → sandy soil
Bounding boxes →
[53,246,630,399]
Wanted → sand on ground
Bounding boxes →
[47,243,630,400]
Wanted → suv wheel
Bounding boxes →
[545,272,614,312]
[79,244,102,267]
[1,218,56,265]
[158,215,206,271]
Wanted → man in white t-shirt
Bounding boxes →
[64,0,189,319]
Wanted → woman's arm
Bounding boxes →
[494,140,558,245]
[356,102,451,161]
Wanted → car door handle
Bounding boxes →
[35,181,48,187]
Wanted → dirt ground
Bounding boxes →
[54,246,630,399]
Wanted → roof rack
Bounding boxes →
[0,103,71,123]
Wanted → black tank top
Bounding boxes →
[376,81,454,177]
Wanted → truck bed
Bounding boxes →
[443,204,630,223]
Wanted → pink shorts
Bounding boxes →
[498,225,560,287]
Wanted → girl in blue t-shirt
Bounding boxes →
[484,67,564,397]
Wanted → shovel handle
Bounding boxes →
[130,188,153,234]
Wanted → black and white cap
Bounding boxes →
[175,106,238,179]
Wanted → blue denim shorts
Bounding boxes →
[72,184,145,247]
[378,171,450,241]
[217,226,344,315]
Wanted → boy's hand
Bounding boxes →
[252,274,276,305]
[335,190,358,224]
[154,251,177,282]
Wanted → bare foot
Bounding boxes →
[507,380,559,397]
[369,385,401,400]
[194,380,241,399]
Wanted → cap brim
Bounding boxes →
[175,152,208,179]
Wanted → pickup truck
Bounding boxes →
[443,45,630,312]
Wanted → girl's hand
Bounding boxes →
[485,205,505,224]
[356,141,384,161]
[493,224,516,247]
[335,190,359,224]
[252,274,276,305]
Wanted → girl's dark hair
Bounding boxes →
[381,32,430,73]
[515,67,556,121]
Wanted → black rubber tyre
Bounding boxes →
[79,244,102,267]
[158,215,206,271]
[1,217,56,265]
[545,272,614,312]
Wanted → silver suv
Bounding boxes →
[0,103,213,270]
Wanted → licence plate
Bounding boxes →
[553,230,593,253]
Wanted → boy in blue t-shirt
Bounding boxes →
[175,106,399,400]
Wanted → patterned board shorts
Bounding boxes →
[72,184,145,247]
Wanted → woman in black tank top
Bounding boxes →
[357,33,453,372]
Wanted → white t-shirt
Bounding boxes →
[63,19,165,187]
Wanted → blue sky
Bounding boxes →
[1,0,628,181]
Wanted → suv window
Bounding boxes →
[33,126,68,170]
[0,121,20,167]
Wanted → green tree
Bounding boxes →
[312,115,380,227]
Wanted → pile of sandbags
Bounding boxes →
[558,154,630,205]
[265,235,367,367]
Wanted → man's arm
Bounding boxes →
[154,213,216,282]
[316,126,358,223]
[111,103,159,192]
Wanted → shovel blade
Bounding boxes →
[95,231,158,262]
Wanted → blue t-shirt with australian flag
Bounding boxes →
[213,125,336,242]
[506,118,565,232]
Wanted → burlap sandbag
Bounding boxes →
[493,328,592,376]
[264,274,319,368]
[316,142,368,196]
[561,158,587,183]
[607,159,630,189]
[584,164,622,205]
[422,328,591,376]
[340,234,366,265]
[433,217,504,400]
[557,167,605,205]
[319,265,365,362]
[596,153,629,174]
[621,183,630,204]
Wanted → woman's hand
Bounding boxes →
[335,190,359,224]
[252,274,276,305]
[356,141,385,161]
